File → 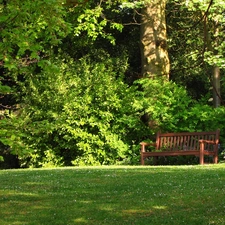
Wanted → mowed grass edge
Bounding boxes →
[0,164,225,225]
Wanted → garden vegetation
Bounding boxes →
[0,0,225,168]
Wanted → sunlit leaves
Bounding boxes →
[0,0,71,69]
[74,5,123,44]
[183,0,225,68]
[135,78,224,133]
[120,1,145,9]
[11,51,143,167]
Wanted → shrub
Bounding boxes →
[0,53,146,167]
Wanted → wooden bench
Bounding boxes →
[140,130,220,165]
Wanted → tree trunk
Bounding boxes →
[212,22,221,107]
[213,66,220,107]
[140,0,170,79]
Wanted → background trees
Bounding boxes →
[0,0,225,168]
[167,0,225,105]
[0,0,72,166]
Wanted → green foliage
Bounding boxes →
[0,115,30,157]
[67,1,124,45]
[120,1,145,9]
[135,78,191,132]
[74,7,123,44]
[0,0,143,167]
[30,149,64,168]
[4,52,145,167]
[0,82,11,94]
[135,78,225,134]
[0,0,71,72]
[166,0,225,103]
[186,0,225,69]
[1,0,225,168]
[166,1,208,97]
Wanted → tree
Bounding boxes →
[140,0,170,78]
[203,0,225,107]
[167,0,225,105]
[0,0,72,166]
[0,0,72,111]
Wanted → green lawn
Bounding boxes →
[0,164,225,225]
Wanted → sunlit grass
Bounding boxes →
[1,164,225,225]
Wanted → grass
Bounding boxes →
[0,164,225,225]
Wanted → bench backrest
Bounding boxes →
[156,130,220,151]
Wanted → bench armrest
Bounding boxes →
[199,140,217,144]
[140,142,156,153]
[140,142,156,146]
[199,139,219,160]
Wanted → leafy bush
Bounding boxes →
[2,64,225,167]
[0,53,146,167]
[135,78,225,132]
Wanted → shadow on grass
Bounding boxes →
[0,165,225,225]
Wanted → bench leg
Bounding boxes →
[141,154,144,165]
[199,155,204,165]
[214,154,218,164]
[199,142,204,165]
